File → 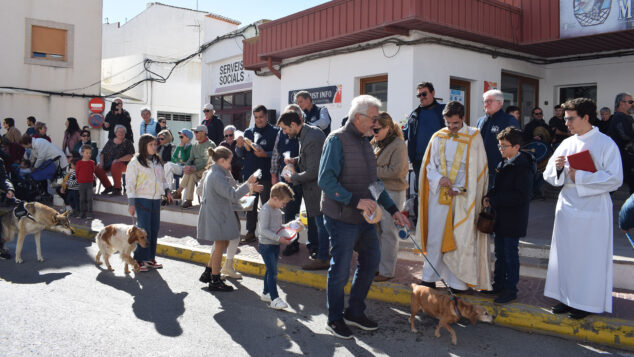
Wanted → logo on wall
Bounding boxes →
[484,81,498,93]
[574,0,611,26]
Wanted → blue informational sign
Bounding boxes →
[288,85,342,105]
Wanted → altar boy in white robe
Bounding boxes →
[543,97,623,319]
[416,101,491,292]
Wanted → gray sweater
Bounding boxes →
[256,203,283,245]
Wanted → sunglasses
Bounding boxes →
[178,135,184,139]
[203,110,210,113]
[623,100,634,104]
[416,92,429,98]
[225,134,234,138]
[159,137,166,141]
[534,112,543,115]
[81,134,90,137]
[373,127,385,134]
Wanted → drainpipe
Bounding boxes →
[267,57,281,79]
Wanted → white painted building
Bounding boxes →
[200,22,260,131]
[242,0,634,131]
[0,0,103,145]
[101,2,240,142]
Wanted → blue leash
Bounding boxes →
[626,232,634,249]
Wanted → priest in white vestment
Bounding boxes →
[543,98,623,319]
[416,101,491,291]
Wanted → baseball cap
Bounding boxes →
[192,125,208,134]
[178,129,194,140]
[203,103,214,111]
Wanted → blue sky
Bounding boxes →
[103,0,330,25]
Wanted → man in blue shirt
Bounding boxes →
[402,82,445,188]
[139,107,157,137]
[476,89,520,187]
[295,90,332,136]
[236,105,279,243]
[319,95,409,339]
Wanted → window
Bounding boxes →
[360,75,388,112]
[211,90,252,130]
[157,112,193,122]
[559,85,597,105]
[25,19,74,67]
[501,72,539,128]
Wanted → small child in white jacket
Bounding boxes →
[256,182,294,309]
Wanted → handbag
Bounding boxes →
[476,207,495,234]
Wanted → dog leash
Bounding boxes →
[397,224,463,320]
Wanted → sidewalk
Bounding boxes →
[59,207,634,350]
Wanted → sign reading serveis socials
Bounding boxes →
[560,0,634,38]
[288,85,342,105]
[215,58,253,90]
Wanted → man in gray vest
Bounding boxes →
[318,95,410,339]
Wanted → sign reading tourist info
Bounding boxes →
[288,85,342,105]
[215,58,253,93]
[560,0,634,38]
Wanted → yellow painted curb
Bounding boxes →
[60,225,634,351]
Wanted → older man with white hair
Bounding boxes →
[139,107,157,137]
[476,89,519,186]
[318,94,410,339]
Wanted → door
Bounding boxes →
[450,78,471,124]
[501,72,539,128]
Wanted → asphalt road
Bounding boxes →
[0,231,632,357]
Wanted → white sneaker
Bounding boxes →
[260,293,272,303]
[269,297,288,310]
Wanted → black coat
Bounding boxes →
[487,151,535,238]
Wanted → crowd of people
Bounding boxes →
[0,87,632,340]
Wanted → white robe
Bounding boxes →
[422,128,468,289]
[543,127,623,313]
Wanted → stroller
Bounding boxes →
[11,156,65,203]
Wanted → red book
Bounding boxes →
[567,150,597,173]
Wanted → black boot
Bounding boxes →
[209,274,234,292]
[199,267,211,283]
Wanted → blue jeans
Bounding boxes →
[492,234,520,295]
[324,216,380,322]
[259,243,280,300]
[133,198,161,262]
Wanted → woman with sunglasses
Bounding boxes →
[157,129,173,163]
[371,112,409,282]
[72,130,98,161]
[219,125,243,180]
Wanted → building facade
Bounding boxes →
[242,0,634,129]
[102,2,240,141]
[0,0,103,145]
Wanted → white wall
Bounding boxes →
[0,0,102,145]
[102,3,239,140]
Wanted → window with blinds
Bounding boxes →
[31,25,67,60]
[157,112,193,122]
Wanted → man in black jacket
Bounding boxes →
[103,98,133,142]
[202,103,224,146]
[608,92,634,193]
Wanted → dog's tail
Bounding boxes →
[94,227,105,243]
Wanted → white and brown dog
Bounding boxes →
[1,201,75,263]
[410,284,493,345]
[95,224,148,274]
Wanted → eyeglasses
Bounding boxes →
[622,100,634,104]
[225,134,234,138]
[81,134,90,137]
[416,92,429,98]
[484,99,497,104]
[533,112,543,115]
[360,113,380,123]
[497,144,511,149]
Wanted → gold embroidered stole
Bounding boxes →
[438,137,466,205]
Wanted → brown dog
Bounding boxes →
[95,224,148,274]
[409,284,493,345]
